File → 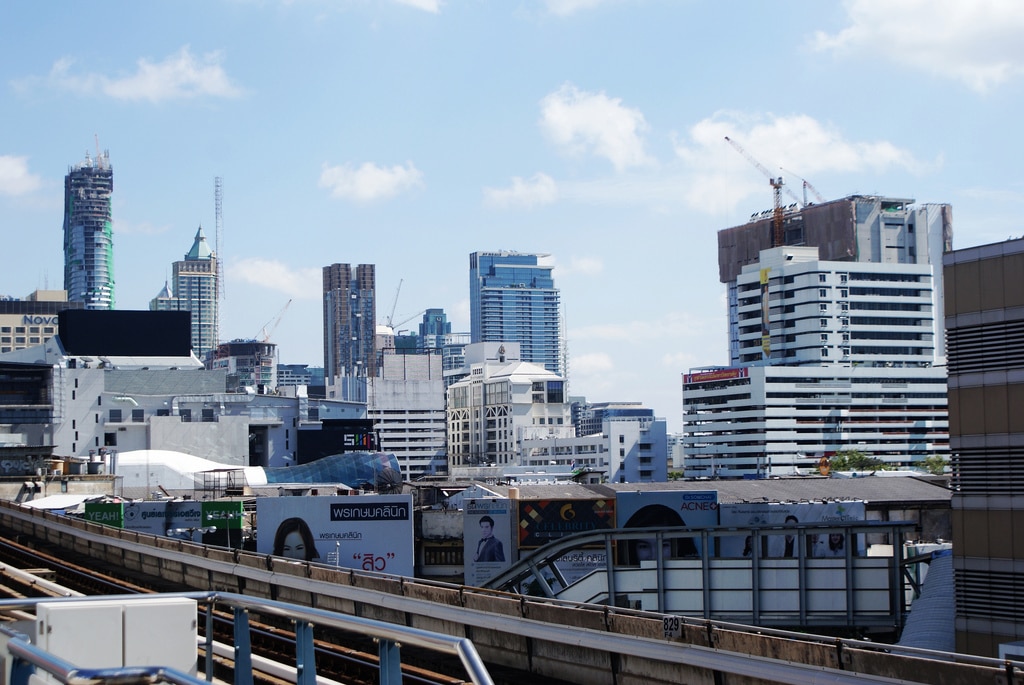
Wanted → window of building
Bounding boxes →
[821,347,829,357]
[104,433,117,447]
[819,288,827,297]
[202,408,215,422]
[132,409,144,423]
[619,435,625,443]
[818,274,827,283]
[820,333,828,343]
[840,289,848,298]
[619,448,625,457]
[108,409,122,423]
[820,318,828,327]
[819,303,828,313]
[180,408,192,423]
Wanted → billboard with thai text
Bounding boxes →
[256,495,414,577]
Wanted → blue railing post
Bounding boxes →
[233,607,254,685]
[204,602,215,681]
[378,638,402,685]
[294,620,317,685]
[9,656,34,685]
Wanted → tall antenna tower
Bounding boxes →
[215,177,224,300]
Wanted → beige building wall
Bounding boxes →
[944,237,1024,656]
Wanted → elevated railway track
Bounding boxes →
[0,500,1016,685]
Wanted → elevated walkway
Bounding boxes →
[485,522,916,630]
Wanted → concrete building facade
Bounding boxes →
[63,150,115,310]
[944,236,1024,656]
[446,344,570,473]
[0,290,82,355]
[367,352,447,479]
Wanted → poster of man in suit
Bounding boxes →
[464,498,512,586]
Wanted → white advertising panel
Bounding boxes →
[718,501,866,558]
[463,498,513,586]
[124,501,206,542]
[257,495,414,577]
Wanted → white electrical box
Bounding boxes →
[34,597,198,680]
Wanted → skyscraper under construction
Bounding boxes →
[63,150,114,310]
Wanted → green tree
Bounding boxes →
[921,455,948,475]
[829,449,889,472]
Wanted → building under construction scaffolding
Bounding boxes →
[63,150,114,310]
[718,195,953,365]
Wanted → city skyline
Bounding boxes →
[3,2,1024,432]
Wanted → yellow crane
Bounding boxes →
[725,136,798,247]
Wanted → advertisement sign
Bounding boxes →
[463,498,513,586]
[718,501,866,558]
[683,367,748,385]
[615,490,718,561]
[257,495,414,577]
[517,498,615,549]
[84,502,123,527]
[124,501,204,540]
[760,267,771,359]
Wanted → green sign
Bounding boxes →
[84,502,124,527]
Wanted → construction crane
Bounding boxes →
[258,299,292,343]
[385,279,403,329]
[391,309,427,334]
[780,167,826,206]
[725,136,796,248]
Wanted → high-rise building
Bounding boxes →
[323,263,376,383]
[718,195,951,364]
[419,308,452,350]
[682,193,954,479]
[63,150,114,309]
[149,227,219,360]
[470,251,562,375]
[944,236,1024,656]
[368,352,447,479]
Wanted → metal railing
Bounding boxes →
[0,591,494,685]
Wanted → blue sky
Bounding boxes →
[3,0,1024,433]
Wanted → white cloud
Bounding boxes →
[0,156,42,196]
[483,172,558,209]
[47,47,243,103]
[571,352,614,374]
[319,161,424,202]
[540,83,652,172]
[812,0,1024,93]
[672,112,929,214]
[227,258,321,298]
[543,0,616,16]
[393,0,441,12]
[553,255,604,277]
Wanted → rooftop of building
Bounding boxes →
[442,475,952,507]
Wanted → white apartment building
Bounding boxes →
[446,352,570,474]
[520,414,668,483]
[683,245,948,477]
